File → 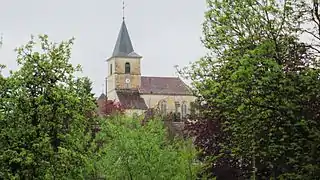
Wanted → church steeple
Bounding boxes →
[105,4,142,99]
[112,20,141,58]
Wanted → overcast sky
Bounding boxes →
[0,0,206,95]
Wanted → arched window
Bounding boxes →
[110,64,113,75]
[160,100,167,115]
[181,102,187,118]
[125,62,130,74]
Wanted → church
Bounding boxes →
[97,18,196,118]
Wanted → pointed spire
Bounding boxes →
[112,20,141,58]
[98,93,106,100]
[110,2,141,58]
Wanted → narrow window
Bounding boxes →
[125,81,131,89]
[175,101,181,121]
[125,62,130,74]
[175,102,180,113]
[181,104,184,118]
[161,100,167,115]
[181,102,187,118]
[110,64,113,75]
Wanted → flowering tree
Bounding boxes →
[100,99,125,116]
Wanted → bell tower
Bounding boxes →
[106,19,142,100]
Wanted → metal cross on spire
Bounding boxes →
[122,0,126,20]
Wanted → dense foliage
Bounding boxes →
[182,0,320,179]
[184,112,240,179]
[0,35,99,179]
[93,115,200,179]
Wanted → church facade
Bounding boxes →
[98,19,196,117]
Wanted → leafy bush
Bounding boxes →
[93,115,200,179]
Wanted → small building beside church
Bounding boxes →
[97,19,196,118]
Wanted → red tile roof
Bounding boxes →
[140,76,192,95]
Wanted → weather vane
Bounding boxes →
[122,0,126,20]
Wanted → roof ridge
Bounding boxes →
[141,76,180,79]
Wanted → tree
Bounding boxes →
[94,115,200,179]
[184,112,244,180]
[182,0,320,179]
[0,35,99,179]
[100,99,125,116]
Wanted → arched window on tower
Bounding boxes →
[125,62,130,74]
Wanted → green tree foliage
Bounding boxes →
[0,35,99,179]
[0,35,200,179]
[94,115,200,180]
[182,0,320,179]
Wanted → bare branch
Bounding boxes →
[302,29,320,41]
